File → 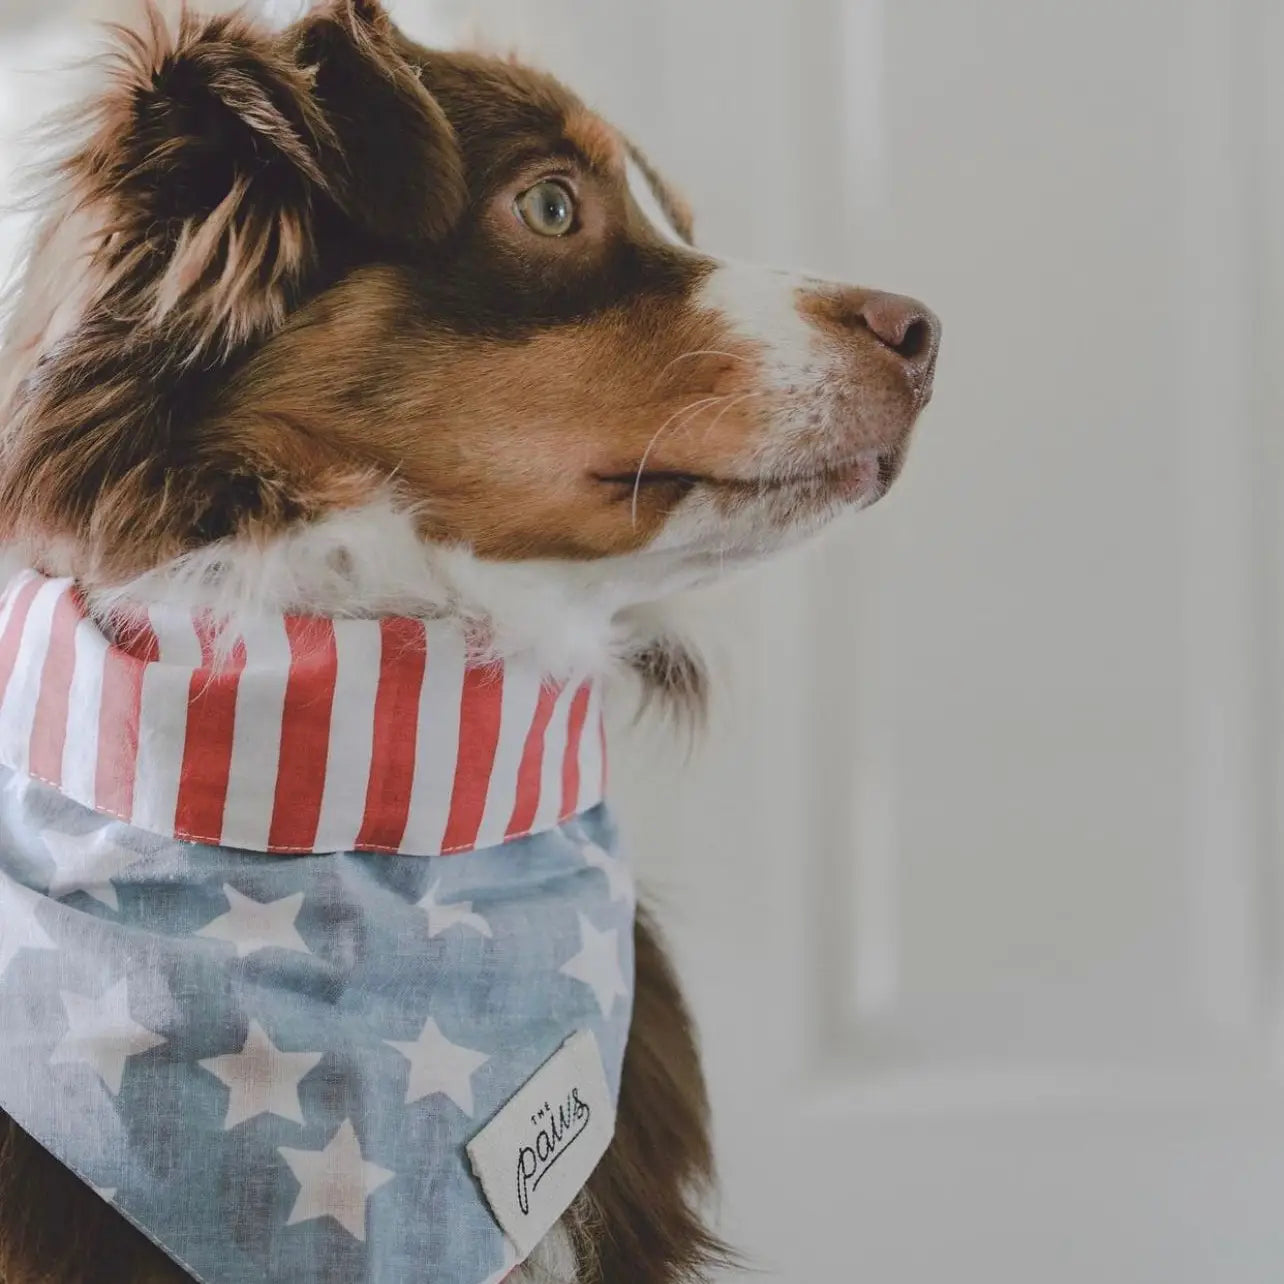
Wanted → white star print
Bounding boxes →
[580,841,633,904]
[91,1185,117,1202]
[417,881,493,939]
[50,979,166,1095]
[388,1017,489,1117]
[559,913,629,1018]
[196,885,310,958]
[0,874,58,979]
[199,1020,323,1129]
[278,1119,394,1242]
[42,828,143,911]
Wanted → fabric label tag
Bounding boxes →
[467,1029,615,1259]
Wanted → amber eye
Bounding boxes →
[515,179,577,236]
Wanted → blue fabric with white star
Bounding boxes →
[0,767,635,1284]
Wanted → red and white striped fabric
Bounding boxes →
[0,572,607,856]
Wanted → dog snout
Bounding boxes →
[798,282,941,401]
[857,292,940,379]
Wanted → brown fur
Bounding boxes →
[627,634,711,736]
[0,3,938,1278]
[207,266,768,562]
[0,6,735,1273]
[571,907,733,1283]
[0,0,926,586]
[0,911,726,1284]
[563,110,624,174]
[0,0,470,584]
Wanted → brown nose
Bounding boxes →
[857,291,941,380]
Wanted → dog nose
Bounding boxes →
[857,291,941,378]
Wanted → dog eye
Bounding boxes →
[515,180,577,236]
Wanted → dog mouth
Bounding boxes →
[594,450,897,503]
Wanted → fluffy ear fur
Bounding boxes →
[293,0,467,244]
[0,0,464,581]
[54,0,464,355]
[69,4,339,356]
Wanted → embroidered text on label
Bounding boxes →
[468,1030,615,1259]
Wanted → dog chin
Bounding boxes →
[653,469,892,568]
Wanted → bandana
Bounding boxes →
[0,573,634,1284]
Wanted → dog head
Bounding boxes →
[0,0,939,681]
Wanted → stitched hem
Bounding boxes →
[0,756,604,858]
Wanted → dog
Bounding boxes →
[0,2,939,1281]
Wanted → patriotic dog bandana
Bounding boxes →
[0,572,634,1284]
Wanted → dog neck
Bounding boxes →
[57,497,709,686]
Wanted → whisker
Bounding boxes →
[695,389,766,444]
[630,395,728,528]
[663,389,768,460]
[649,349,750,393]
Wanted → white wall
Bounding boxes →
[424,5,1284,1282]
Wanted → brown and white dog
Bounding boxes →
[0,2,939,1281]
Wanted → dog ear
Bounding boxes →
[0,2,467,579]
[292,0,467,244]
[64,5,340,356]
[60,1,464,357]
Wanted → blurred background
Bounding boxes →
[3,1,1283,1281]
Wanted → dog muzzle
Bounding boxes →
[0,572,633,1284]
